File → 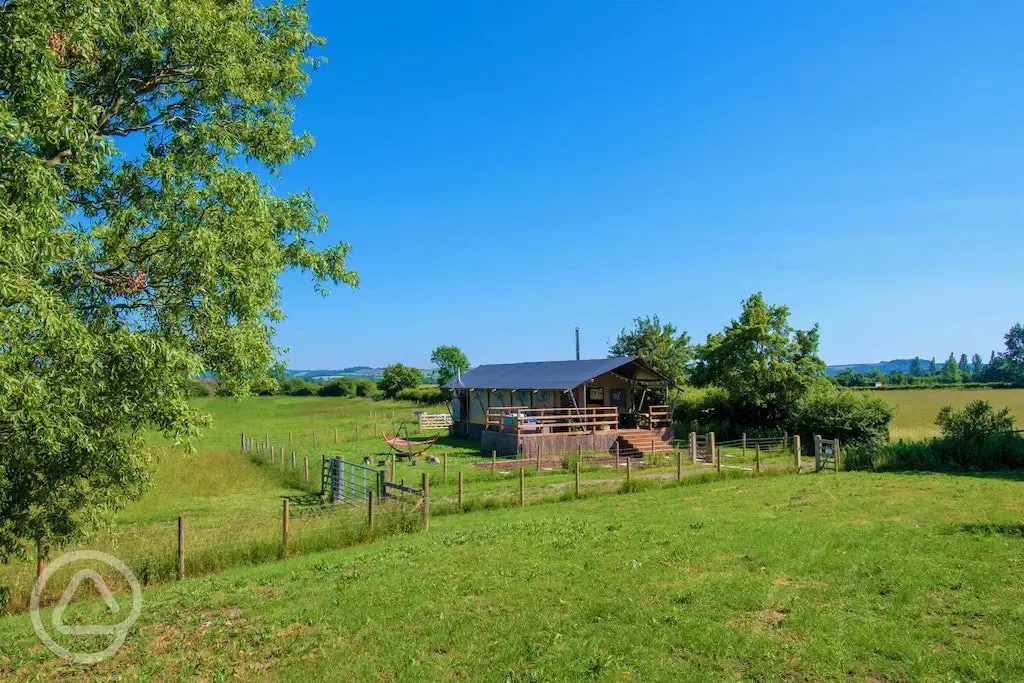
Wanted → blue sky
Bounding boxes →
[271,1,1024,369]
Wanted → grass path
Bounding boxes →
[4,471,1024,681]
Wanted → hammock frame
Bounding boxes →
[382,421,439,460]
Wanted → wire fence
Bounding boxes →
[2,430,842,613]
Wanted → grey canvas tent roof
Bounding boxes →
[444,356,669,391]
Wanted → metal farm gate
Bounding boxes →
[322,457,383,504]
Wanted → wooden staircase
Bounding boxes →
[616,429,674,456]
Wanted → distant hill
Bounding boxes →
[826,359,922,377]
[284,367,439,382]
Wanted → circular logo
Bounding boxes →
[30,550,143,664]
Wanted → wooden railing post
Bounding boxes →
[754,445,761,476]
[676,448,682,481]
[742,432,747,460]
[492,449,496,472]
[304,456,309,483]
[689,431,697,464]
[708,432,717,471]
[814,434,822,472]
[794,435,802,470]
[835,438,841,472]
[626,457,631,482]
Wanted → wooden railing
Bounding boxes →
[649,405,671,428]
[486,406,619,435]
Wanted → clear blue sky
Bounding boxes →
[271,1,1024,369]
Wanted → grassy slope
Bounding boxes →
[4,471,1024,681]
[878,388,1024,440]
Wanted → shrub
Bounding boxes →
[319,377,356,397]
[184,379,216,397]
[932,400,1024,470]
[277,377,319,396]
[354,378,379,398]
[395,386,444,404]
[789,384,893,449]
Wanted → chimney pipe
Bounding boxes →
[575,327,580,361]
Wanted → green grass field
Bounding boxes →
[4,471,1024,680]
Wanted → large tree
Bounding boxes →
[379,363,424,399]
[430,345,470,397]
[609,315,692,389]
[0,1,356,559]
[691,293,826,427]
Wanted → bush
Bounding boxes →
[789,384,893,449]
[932,400,1024,470]
[395,386,444,404]
[354,378,379,398]
[673,386,738,437]
[184,379,216,397]
[277,377,319,396]
[319,377,356,397]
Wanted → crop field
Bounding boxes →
[876,388,1024,440]
[4,470,1024,680]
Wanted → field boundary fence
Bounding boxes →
[2,429,842,613]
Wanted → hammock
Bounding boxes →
[381,427,439,458]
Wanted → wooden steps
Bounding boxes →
[616,429,674,456]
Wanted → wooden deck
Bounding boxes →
[484,405,674,457]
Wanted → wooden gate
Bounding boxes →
[814,436,841,472]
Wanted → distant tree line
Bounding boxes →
[833,323,1024,388]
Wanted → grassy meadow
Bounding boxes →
[876,387,1024,440]
[4,471,1024,680]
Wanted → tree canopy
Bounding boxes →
[430,345,470,395]
[0,1,356,558]
[691,293,825,427]
[379,363,424,399]
[609,315,692,389]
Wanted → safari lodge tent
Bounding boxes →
[444,357,674,458]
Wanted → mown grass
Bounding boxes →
[878,388,1024,440]
[4,471,1024,680]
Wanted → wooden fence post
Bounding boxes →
[814,434,822,472]
[742,432,747,460]
[755,445,761,475]
[575,461,580,497]
[709,432,717,472]
[784,431,789,449]
[492,449,496,472]
[177,516,185,580]
[334,426,338,443]
[716,448,721,474]
[282,498,290,550]
[304,456,309,483]
[288,430,292,446]
[458,470,464,508]
[626,457,631,482]
[690,432,697,464]
[422,472,430,532]
[676,448,682,481]
[368,491,375,530]
[615,441,620,469]
[519,467,525,506]
[835,438,841,472]
[264,433,269,451]
[291,452,296,470]
[390,453,396,483]
[794,435,802,470]
[240,433,245,453]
